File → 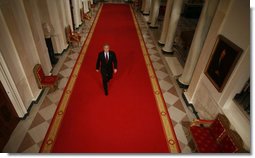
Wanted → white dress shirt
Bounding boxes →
[104,52,109,59]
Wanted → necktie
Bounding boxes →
[105,53,109,63]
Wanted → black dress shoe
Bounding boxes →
[107,78,111,83]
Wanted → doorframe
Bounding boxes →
[0,53,27,118]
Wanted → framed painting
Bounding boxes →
[205,35,243,92]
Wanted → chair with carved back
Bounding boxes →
[80,4,91,22]
[189,113,246,153]
[33,64,58,91]
[80,9,86,22]
[65,25,81,46]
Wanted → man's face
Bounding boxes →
[104,45,109,52]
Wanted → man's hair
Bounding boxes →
[103,43,109,47]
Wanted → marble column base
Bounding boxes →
[158,40,165,46]
[161,48,174,55]
[149,25,158,29]
[177,78,189,89]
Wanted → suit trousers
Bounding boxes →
[101,71,113,95]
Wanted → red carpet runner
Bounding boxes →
[40,4,180,153]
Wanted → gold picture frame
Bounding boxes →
[205,35,243,92]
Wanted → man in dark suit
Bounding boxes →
[96,44,118,96]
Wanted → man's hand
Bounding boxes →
[114,69,117,73]
[96,69,99,72]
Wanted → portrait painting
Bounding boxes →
[205,35,243,92]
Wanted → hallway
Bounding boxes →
[3,3,194,153]
[0,0,250,154]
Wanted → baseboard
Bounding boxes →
[55,44,70,56]
[21,89,45,120]
[182,92,200,119]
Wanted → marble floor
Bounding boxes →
[3,3,197,153]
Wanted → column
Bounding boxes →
[143,0,151,15]
[178,0,220,87]
[83,0,90,14]
[23,0,52,73]
[141,0,146,12]
[161,0,184,53]
[79,0,85,22]
[158,0,174,45]
[0,10,30,114]
[10,0,42,98]
[57,0,69,45]
[72,0,82,28]
[64,0,74,31]
[79,0,83,11]
[47,0,68,54]
[149,0,160,28]
[0,52,27,117]
[147,0,155,24]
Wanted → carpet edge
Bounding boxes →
[39,4,103,153]
[129,5,181,153]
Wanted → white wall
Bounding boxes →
[217,0,250,149]
[0,1,35,111]
[187,0,250,150]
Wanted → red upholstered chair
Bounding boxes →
[65,25,81,47]
[80,9,86,22]
[33,64,58,90]
[190,114,244,153]
[80,9,91,22]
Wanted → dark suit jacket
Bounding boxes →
[96,51,117,74]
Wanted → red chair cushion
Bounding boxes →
[70,35,80,42]
[41,76,58,85]
[190,126,220,153]
[72,33,81,39]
